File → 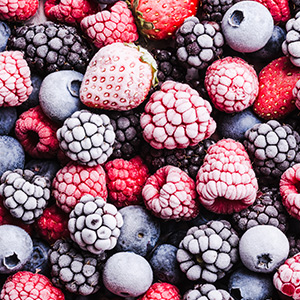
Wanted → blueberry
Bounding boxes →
[0,22,10,52]
[23,238,50,276]
[0,225,33,274]
[0,136,25,177]
[115,205,161,257]
[228,266,274,300]
[39,70,84,124]
[221,1,274,53]
[0,107,17,135]
[149,244,184,285]
[25,159,60,181]
[217,108,263,141]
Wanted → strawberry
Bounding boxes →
[129,0,200,40]
[253,56,300,120]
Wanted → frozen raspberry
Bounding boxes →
[15,105,60,159]
[0,51,32,107]
[280,163,300,220]
[0,0,39,22]
[45,0,98,26]
[273,253,300,299]
[293,79,300,110]
[52,161,107,213]
[140,80,216,150]
[0,271,64,300]
[104,156,149,208]
[35,204,70,244]
[142,165,199,220]
[80,1,138,49]
[204,56,259,113]
[196,139,258,214]
[138,282,181,300]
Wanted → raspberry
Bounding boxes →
[204,56,259,113]
[142,165,199,220]
[80,1,139,49]
[138,282,181,300]
[35,204,70,244]
[44,0,98,26]
[0,51,32,107]
[0,0,39,22]
[140,80,216,150]
[280,163,300,220]
[0,271,64,300]
[15,105,60,159]
[52,161,107,213]
[104,156,149,207]
[273,253,300,298]
[196,139,258,214]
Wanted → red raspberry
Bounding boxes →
[196,139,258,214]
[280,163,300,220]
[0,0,39,22]
[15,105,60,159]
[0,51,32,107]
[142,165,199,220]
[140,80,216,150]
[45,0,98,26]
[273,253,300,299]
[204,56,259,113]
[138,282,181,300]
[104,156,149,208]
[35,204,69,244]
[52,161,107,213]
[0,271,64,300]
[80,1,138,49]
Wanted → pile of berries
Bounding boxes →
[1,0,300,299]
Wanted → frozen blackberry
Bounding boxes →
[8,21,92,75]
[49,238,104,296]
[243,120,300,185]
[232,186,289,234]
[107,110,143,160]
[0,169,51,224]
[141,138,215,180]
[175,16,224,70]
[176,220,239,283]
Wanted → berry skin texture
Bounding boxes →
[80,1,139,49]
[138,282,181,300]
[44,0,98,26]
[0,51,33,107]
[52,162,107,213]
[142,165,199,221]
[204,56,259,113]
[104,156,149,207]
[0,0,39,22]
[15,105,60,159]
[196,139,258,214]
[130,0,200,40]
[140,80,216,150]
[253,56,300,120]
[0,271,65,300]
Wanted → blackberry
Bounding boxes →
[232,186,289,234]
[287,234,300,257]
[8,21,92,75]
[243,120,300,186]
[141,138,215,180]
[175,17,224,70]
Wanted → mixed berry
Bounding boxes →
[2,0,300,299]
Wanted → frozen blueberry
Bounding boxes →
[0,107,17,135]
[115,205,161,257]
[0,225,33,274]
[39,70,84,124]
[0,136,25,177]
[228,266,274,300]
[0,21,10,52]
[25,159,60,182]
[149,244,184,285]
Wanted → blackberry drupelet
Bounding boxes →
[8,21,92,75]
